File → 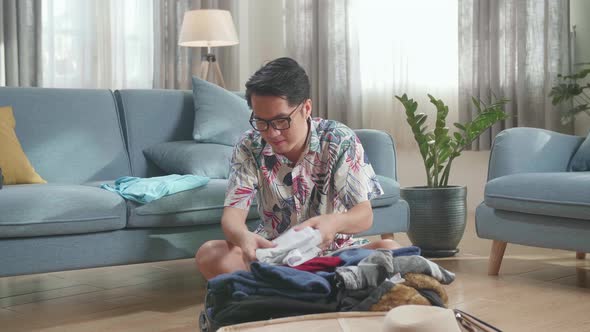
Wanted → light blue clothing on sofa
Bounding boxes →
[102,175,209,204]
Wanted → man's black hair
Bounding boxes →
[245,57,310,108]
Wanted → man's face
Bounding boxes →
[250,94,312,161]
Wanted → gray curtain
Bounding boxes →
[459,0,572,150]
[153,0,240,90]
[0,0,42,87]
[285,0,362,128]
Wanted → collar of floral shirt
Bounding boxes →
[261,117,322,167]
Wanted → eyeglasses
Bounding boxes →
[249,101,304,131]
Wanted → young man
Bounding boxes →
[196,57,399,280]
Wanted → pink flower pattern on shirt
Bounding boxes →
[224,118,383,250]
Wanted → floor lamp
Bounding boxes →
[178,9,239,89]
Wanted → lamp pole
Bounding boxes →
[199,46,226,88]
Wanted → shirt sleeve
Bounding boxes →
[224,139,258,210]
[333,134,384,209]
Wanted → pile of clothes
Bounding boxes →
[200,245,456,330]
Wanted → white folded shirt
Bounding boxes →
[255,227,323,267]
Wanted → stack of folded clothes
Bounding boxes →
[200,245,455,331]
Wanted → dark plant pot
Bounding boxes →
[401,186,467,257]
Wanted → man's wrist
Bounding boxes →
[228,228,249,247]
[325,213,345,234]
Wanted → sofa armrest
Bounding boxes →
[354,129,397,180]
[488,127,584,181]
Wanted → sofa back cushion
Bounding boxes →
[191,76,251,146]
[115,89,196,177]
[0,87,131,184]
[569,130,590,171]
[143,141,233,179]
[0,106,46,184]
[354,129,397,180]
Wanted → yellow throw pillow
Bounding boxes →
[0,106,46,184]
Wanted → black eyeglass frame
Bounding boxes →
[249,100,305,132]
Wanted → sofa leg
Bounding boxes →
[576,252,586,260]
[488,240,507,276]
[380,233,394,240]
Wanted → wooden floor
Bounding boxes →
[2,151,590,331]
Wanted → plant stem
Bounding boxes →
[422,153,432,187]
[432,147,439,188]
[440,159,453,187]
[442,147,464,187]
[424,159,432,187]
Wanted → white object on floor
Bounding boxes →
[256,227,323,266]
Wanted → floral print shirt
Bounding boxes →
[224,117,383,250]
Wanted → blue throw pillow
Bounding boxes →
[143,141,233,179]
[569,131,590,171]
[192,76,251,146]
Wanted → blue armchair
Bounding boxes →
[475,127,590,275]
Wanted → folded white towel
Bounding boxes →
[255,227,322,266]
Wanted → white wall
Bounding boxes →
[237,0,287,90]
[571,0,590,136]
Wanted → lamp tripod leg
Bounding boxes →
[200,60,210,81]
[212,61,226,89]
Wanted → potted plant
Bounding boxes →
[395,94,509,257]
[548,67,590,125]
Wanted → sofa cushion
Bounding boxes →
[115,89,195,178]
[0,106,46,184]
[0,87,131,184]
[569,130,590,171]
[143,141,232,179]
[126,174,397,229]
[355,129,397,179]
[0,184,127,238]
[126,179,259,228]
[371,175,400,208]
[191,76,251,146]
[484,172,590,220]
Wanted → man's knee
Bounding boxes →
[195,240,221,270]
[365,239,401,250]
[379,239,401,249]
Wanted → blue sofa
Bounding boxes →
[0,87,409,277]
[475,127,590,275]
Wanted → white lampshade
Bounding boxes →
[178,9,239,48]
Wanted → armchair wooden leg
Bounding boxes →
[488,240,507,276]
[576,252,586,260]
[380,233,395,240]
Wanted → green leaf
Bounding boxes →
[562,68,590,80]
[454,122,466,131]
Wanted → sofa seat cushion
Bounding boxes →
[126,175,398,228]
[0,184,127,238]
[127,179,260,228]
[371,175,400,208]
[485,172,590,220]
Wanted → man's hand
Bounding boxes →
[236,231,276,264]
[293,215,340,249]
